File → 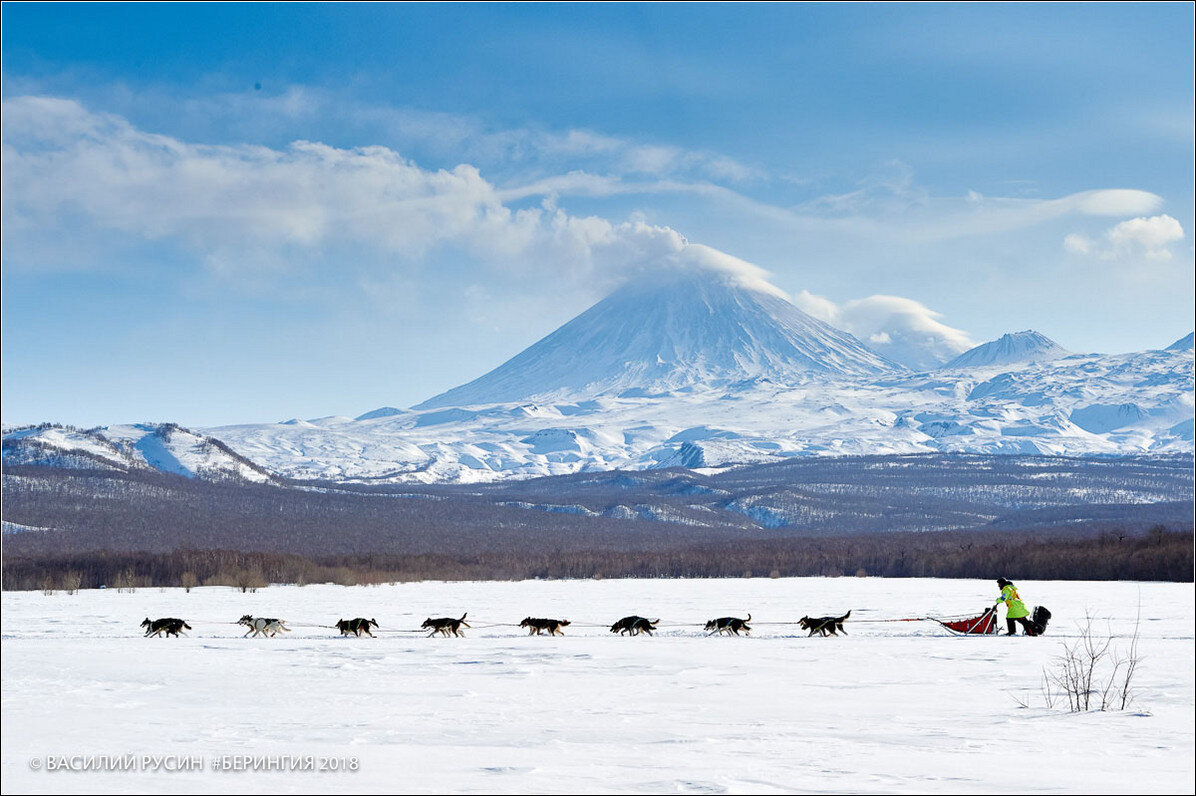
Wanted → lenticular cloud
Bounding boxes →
[793,291,974,370]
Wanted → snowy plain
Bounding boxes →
[2,577,1192,794]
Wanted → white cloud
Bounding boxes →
[1063,233,1093,254]
[172,85,764,185]
[1063,214,1185,262]
[1106,214,1185,260]
[0,96,771,298]
[789,161,1166,244]
[675,244,789,299]
[793,291,975,370]
[791,289,841,324]
[1065,189,1164,217]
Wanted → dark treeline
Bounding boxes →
[4,527,1191,591]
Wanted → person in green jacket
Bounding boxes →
[995,578,1033,635]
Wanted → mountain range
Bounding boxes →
[4,268,1193,484]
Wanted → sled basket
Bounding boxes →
[934,606,999,635]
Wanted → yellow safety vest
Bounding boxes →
[998,584,1030,619]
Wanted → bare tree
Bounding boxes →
[113,569,137,593]
[1103,604,1144,711]
[235,568,267,593]
[60,570,82,595]
[1042,611,1144,713]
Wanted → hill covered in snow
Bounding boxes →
[942,330,1070,370]
[2,422,276,483]
[1166,332,1194,351]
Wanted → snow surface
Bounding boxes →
[1,578,1192,794]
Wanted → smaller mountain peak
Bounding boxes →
[355,406,408,421]
[942,330,1069,370]
[1164,332,1194,351]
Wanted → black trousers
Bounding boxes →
[1006,617,1034,635]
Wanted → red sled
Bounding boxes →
[934,607,999,635]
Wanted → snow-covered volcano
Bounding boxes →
[417,269,899,409]
[942,330,1069,370]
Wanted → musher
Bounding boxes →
[995,577,1033,635]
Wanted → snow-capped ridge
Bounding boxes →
[2,422,277,483]
[942,330,1070,370]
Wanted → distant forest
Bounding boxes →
[2,454,1192,589]
[4,527,1191,592]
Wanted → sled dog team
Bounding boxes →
[139,611,854,639]
[141,579,1043,640]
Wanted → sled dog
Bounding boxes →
[799,611,851,637]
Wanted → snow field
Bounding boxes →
[2,577,1193,794]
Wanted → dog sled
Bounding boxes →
[931,607,999,635]
[919,605,1052,636]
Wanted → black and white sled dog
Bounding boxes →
[336,617,379,637]
[704,614,752,636]
[238,614,291,638]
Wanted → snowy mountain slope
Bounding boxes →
[1166,332,1194,351]
[942,330,1069,370]
[417,269,901,409]
[2,423,277,483]
[201,346,1194,484]
[2,424,143,473]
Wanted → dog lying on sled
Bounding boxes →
[238,614,291,638]
[610,616,659,636]
[519,617,571,636]
[336,617,379,637]
[141,617,191,638]
[799,610,851,637]
[704,614,751,636]
[422,613,469,637]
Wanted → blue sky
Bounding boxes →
[2,3,1193,426]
